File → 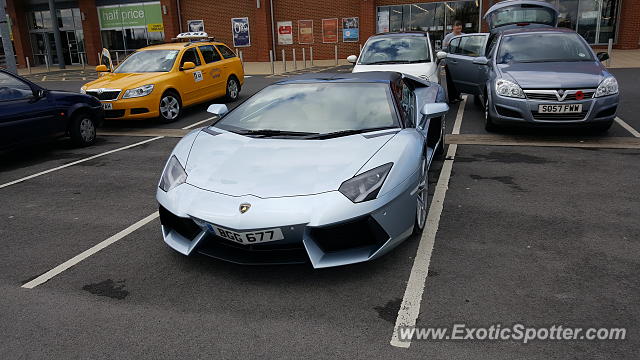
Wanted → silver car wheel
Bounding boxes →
[416,158,428,230]
[79,117,96,143]
[228,78,239,100]
[160,95,180,120]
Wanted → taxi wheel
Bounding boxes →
[159,91,181,123]
[70,112,97,147]
[225,77,240,102]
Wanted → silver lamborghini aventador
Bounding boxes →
[156,72,449,268]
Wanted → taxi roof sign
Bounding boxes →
[174,32,211,40]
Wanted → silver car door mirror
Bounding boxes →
[420,103,449,119]
[436,51,448,61]
[472,56,489,65]
[207,104,228,116]
[347,55,357,64]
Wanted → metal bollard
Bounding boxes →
[359,43,362,54]
[293,49,297,70]
[334,45,338,65]
[302,48,306,68]
[607,38,613,67]
[310,47,314,67]
[81,53,85,71]
[44,55,50,72]
[269,50,274,74]
[239,51,244,72]
[282,49,286,72]
[115,52,119,66]
[26,57,31,74]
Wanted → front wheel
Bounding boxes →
[413,157,429,234]
[159,91,181,123]
[70,113,97,147]
[484,93,497,132]
[225,77,240,102]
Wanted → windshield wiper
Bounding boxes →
[305,127,398,140]
[407,59,430,63]
[234,129,319,138]
[361,60,411,65]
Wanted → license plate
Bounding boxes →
[538,104,582,113]
[208,225,284,245]
[102,102,113,110]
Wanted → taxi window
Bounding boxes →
[215,45,237,59]
[181,48,202,67]
[198,45,222,63]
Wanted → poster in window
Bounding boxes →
[277,21,293,45]
[342,17,359,42]
[231,17,250,47]
[187,20,204,32]
[377,10,389,33]
[322,18,338,43]
[298,20,314,44]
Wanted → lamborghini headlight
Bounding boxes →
[122,84,155,99]
[159,155,187,192]
[495,79,525,99]
[339,163,393,203]
[595,77,618,97]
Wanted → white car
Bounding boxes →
[348,32,439,83]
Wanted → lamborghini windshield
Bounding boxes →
[214,83,399,135]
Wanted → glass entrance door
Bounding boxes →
[66,31,80,64]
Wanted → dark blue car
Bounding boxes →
[0,69,103,149]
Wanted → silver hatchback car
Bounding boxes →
[440,0,619,131]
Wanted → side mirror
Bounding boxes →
[473,56,489,65]
[347,55,358,64]
[207,103,228,116]
[597,52,609,62]
[420,103,449,119]
[181,61,196,70]
[436,51,448,61]
[95,64,109,72]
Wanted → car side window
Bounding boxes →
[0,72,33,101]
[400,82,416,127]
[198,45,222,64]
[459,35,485,57]
[215,45,237,59]
[449,37,462,55]
[180,48,202,67]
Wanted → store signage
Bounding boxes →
[298,20,314,44]
[322,18,338,43]
[231,17,251,47]
[342,17,359,42]
[98,2,163,30]
[277,21,293,45]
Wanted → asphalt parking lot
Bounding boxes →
[1,67,639,359]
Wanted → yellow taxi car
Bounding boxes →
[81,33,244,122]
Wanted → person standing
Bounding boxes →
[443,21,465,103]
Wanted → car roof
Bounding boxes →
[135,41,226,51]
[499,27,576,36]
[485,0,558,17]
[276,72,403,85]
[371,31,429,38]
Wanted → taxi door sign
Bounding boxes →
[193,71,203,82]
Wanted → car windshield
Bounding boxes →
[114,50,179,73]
[487,7,556,28]
[358,37,430,65]
[497,33,594,64]
[214,83,399,136]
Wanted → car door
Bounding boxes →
[214,44,242,87]
[175,47,205,105]
[445,34,489,95]
[197,44,226,99]
[0,71,56,148]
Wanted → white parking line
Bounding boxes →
[0,136,163,190]
[22,212,159,289]
[615,117,640,138]
[390,96,467,348]
[181,116,217,130]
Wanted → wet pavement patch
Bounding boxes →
[82,279,129,300]
[469,174,525,191]
[456,151,554,164]
[374,298,402,324]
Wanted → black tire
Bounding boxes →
[158,90,181,123]
[474,94,482,107]
[225,76,241,102]
[413,157,429,235]
[591,120,614,133]
[484,92,497,132]
[69,111,97,147]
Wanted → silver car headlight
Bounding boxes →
[159,155,187,192]
[339,163,393,203]
[595,77,618,97]
[122,84,155,99]
[495,79,525,99]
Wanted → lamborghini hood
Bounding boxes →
[184,129,397,198]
